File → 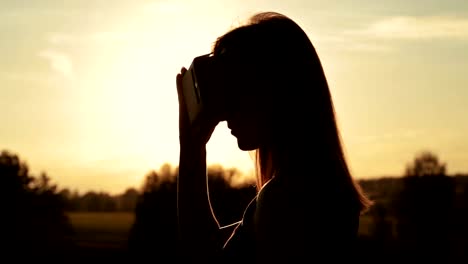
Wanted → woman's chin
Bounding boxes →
[236,139,259,151]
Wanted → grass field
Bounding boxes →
[67,212,135,249]
[66,212,376,261]
[67,212,374,245]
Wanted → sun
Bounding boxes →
[74,6,257,189]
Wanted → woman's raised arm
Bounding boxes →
[176,68,237,261]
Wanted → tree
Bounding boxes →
[405,151,446,177]
[395,151,455,261]
[128,167,178,261]
[1,150,74,260]
[117,188,139,211]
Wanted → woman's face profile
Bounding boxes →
[224,68,271,151]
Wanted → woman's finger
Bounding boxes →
[176,67,188,103]
[176,69,190,129]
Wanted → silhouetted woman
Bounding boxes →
[176,11,372,263]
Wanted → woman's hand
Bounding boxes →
[176,67,220,148]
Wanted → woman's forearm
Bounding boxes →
[177,143,222,259]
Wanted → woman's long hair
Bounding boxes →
[213,12,372,214]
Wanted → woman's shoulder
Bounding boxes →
[255,176,304,213]
[255,176,302,223]
[221,196,257,263]
[255,175,360,231]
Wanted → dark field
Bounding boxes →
[67,212,375,255]
[67,212,135,261]
[68,212,135,249]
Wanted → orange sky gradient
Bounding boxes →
[1,0,468,194]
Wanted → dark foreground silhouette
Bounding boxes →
[1,150,74,261]
[4,149,468,263]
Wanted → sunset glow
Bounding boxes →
[2,0,467,194]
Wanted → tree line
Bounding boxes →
[58,188,139,212]
[128,150,468,262]
[3,148,468,262]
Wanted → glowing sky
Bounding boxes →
[1,0,467,194]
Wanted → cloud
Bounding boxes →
[314,15,468,52]
[314,34,393,52]
[38,49,74,79]
[348,16,468,40]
